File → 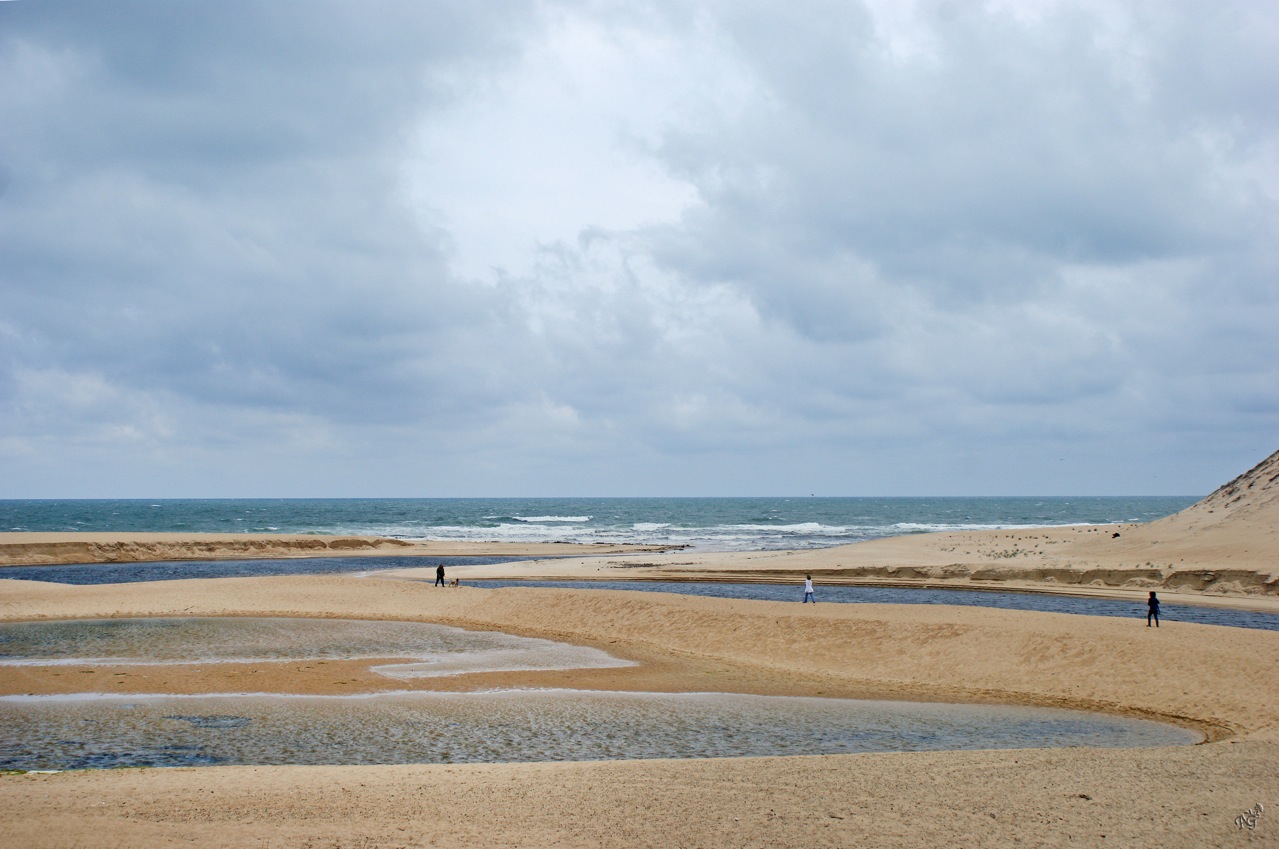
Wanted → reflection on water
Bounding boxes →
[0,617,633,678]
[0,689,1199,771]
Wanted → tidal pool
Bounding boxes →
[0,617,633,679]
[0,618,1200,771]
[0,689,1199,771]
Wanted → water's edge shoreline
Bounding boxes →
[4,530,1278,613]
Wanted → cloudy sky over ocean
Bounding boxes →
[1,1,1275,497]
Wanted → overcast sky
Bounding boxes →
[1,0,1275,498]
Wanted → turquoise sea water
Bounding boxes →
[0,496,1198,551]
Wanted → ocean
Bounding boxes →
[0,496,1199,552]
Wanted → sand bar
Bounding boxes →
[0,532,674,568]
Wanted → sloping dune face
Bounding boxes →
[1011,448,1279,595]
[1105,448,1279,577]
[1162,448,1279,530]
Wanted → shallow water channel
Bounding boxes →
[0,618,1199,771]
[473,580,1279,631]
[7,558,1274,630]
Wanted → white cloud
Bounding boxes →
[405,8,708,281]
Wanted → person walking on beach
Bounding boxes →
[1147,591,1160,627]
[803,574,815,604]
[435,563,446,587]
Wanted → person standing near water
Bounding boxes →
[1147,591,1160,627]
[435,563,446,587]
[803,574,815,603]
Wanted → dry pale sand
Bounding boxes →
[0,450,1276,847]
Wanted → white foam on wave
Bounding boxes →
[727,522,845,534]
[512,515,592,523]
[275,516,1106,552]
[891,522,1094,533]
[419,523,606,542]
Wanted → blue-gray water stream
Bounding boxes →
[4,561,1274,630]
[473,580,1279,631]
[0,555,520,584]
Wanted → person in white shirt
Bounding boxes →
[803,575,815,603]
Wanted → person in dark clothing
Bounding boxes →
[1147,591,1160,627]
[435,563,446,587]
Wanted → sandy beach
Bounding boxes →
[2,573,1277,848]
[1,450,1276,847]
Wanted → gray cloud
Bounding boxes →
[0,0,1275,496]
[1,1,528,427]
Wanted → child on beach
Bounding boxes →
[803,575,815,603]
[1147,591,1160,627]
